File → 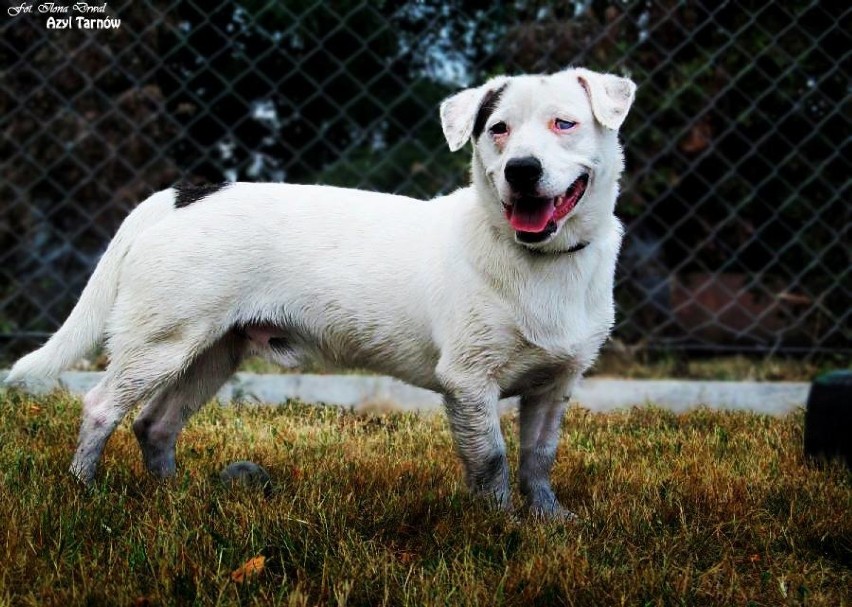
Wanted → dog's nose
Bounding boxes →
[504,156,543,191]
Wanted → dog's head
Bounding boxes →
[440,68,635,251]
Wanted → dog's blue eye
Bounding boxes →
[554,118,577,131]
[489,121,508,135]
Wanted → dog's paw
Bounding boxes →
[471,486,513,512]
[69,462,97,487]
[529,502,578,522]
[526,491,578,522]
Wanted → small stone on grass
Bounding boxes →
[219,461,271,492]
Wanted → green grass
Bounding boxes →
[0,390,849,606]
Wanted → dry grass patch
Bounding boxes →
[0,390,849,606]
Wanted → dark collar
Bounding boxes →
[526,241,590,256]
[564,241,590,254]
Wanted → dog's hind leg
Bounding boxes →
[132,332,245,478]
[71,379,119,483]
[518,378,576,520]
[70,375,155,485]
[70,334,213,484]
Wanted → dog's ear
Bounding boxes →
[439,77,509,152]
[576,69,636,131]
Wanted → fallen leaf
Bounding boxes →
[748,553,761,563]
[231,555,266,583]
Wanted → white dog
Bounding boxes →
[7,67,635,518]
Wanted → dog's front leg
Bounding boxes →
[519,379,576,520]
[442,382,510,510]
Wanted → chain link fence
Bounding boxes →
[1,0,849,364]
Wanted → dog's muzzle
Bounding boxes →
[503,173,589,242]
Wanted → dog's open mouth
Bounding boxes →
[503,173,589,242]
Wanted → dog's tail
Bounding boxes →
[5,189,177,387]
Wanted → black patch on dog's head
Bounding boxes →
[174,182,230,208]
[472,83,508,139]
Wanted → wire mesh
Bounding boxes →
[1,0,849,363]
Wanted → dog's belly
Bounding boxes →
[242,322,442,391]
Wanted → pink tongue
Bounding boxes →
[508,201,556,233]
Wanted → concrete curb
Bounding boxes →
[1,370,808,416]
